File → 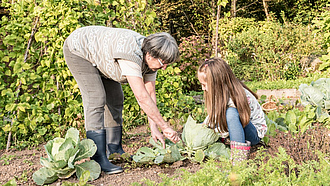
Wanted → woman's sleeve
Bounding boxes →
[118,59,143,78]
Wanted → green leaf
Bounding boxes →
[285,110,297,126]
[17,105,25,112]
[38,128,47,136]
[44,141,54,161]
[2,178,17,186]
[204,142,230,159]
[133,147,156,163]
[217,0,228,7]
[32,167,58,185]
[193,149,205,163]
[46,103,55,110]
[2,56,9,62]
[65,128,80,146]
[2,124,11,132]
[57,168,76,179]
[75,160,101,181]
[78,170,90,185]
[54,138,75,161]
[68,147,80,169]
[52,137,65,156]
[182,115,220,150]
[154,155,165,164]
[13,60,23,74]
[55,166,75,175]
[149,137,164,149]
[40,157,67,169]
[173,67,181,74]
[163,144,183,163]
[299,83,325,107]
[75,139,97,160]
[325,100,330,109]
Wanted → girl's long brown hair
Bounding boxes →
[198,58,258,133]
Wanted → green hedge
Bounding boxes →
[0,0,159,150]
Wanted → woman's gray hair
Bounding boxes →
[142,32,180,64]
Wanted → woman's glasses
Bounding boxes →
[157,59,164,67]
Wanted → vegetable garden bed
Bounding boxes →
[1,120,329,186]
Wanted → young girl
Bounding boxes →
[197,58,267,164]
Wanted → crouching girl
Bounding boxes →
[197,58,267,165]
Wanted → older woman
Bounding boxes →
[63,26,180,174]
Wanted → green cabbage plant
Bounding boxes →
[133,115,230,164]
[299,78,330,117]
[132,138,185,164]
[182,115,220,151]
[32,128,101,185]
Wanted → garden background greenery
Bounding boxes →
[0,0,330,185]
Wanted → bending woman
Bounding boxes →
[63,26,180,174]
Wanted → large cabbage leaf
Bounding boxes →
[75,139,97,161]
[299,78,330,115]
[75,160,101,181]
[204,142,230,159]
[32,167,58,185]
[133,138,184,164]
[132,147,157,163]
[299,83,324,107]
[65,128,80,146]
[182,115,220,150]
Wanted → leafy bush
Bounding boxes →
[226,20,324,81]
[0,0,158,149]
[177,35,212,92]
[32,128,100,185]
[245,71,329,92]
[312,5,330,71]
[155,0,216,40]
[211,17,258,53]
[291,0,329,24]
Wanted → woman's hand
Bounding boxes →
[162,127,180,144]
[150,123,166,148]
[150,124,181,148]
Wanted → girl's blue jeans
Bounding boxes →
[226,107,260,145]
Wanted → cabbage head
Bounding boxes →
[32,128,100,185]
[182,115,220,150]
[299,78,330,116]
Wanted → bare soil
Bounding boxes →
[0,125,201,186]
[1,119,329,186]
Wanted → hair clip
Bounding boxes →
[205,59,209,61]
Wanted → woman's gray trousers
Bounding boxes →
[63,40,123,131]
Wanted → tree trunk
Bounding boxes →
[262,0,269,20]
[215,5,221,57]
[231,0,237,17]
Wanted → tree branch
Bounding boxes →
[236,1,259,13]
[6,17,39,151]
[180,7,200,36]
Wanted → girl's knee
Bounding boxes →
[226,107,240,123]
